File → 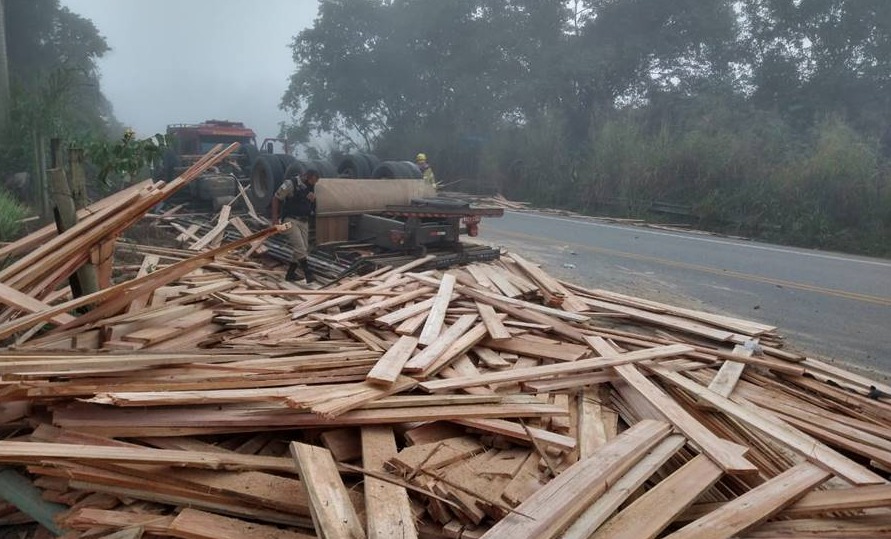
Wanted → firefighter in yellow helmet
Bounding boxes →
[416,152,436,188]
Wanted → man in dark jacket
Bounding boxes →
[271,169,319,283]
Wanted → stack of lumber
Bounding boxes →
[438,191,530,211]
[0,180,890,537]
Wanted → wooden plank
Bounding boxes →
[480,336,589,362]
[577,388,609,457]
[60,508,174,534]
[480,420,671,539]
[327,287,432,323]
[419,274,456,345]
[0,225,284,341]
[395,310,428,336]
[126,255,160,313]
[420,344,693,392]
[573,285,777,335]
[452,418,576,451]
[290,442,366,538]
[366,336,418,386]
[681,483,891,522]
[475,302,511,341]
[591,454,725,539]
[0,281,76,325]
[581,297,737,342]
[422,320,493,377]
[588,337,757,476]
[403,315,478,373]
[472,347,511,369]
[389,437,484,475]
[189,205,232,251]
[321,429,362,462]
[0,441,293,472]
[361,427,417,539]
[665,463,831,539]
[653,366,887,485]
[561,434,686,538]
[707,344,752,398]
[168,507,313,539]
[376,297,435,327]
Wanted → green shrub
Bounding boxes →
[0,188,29,241]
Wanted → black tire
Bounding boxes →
[371,161,402,179]
[196,175,238,199]
[284,160,309,181]
[249,154,285,211]
[360,153,380,175]
[337,154,372,178]
[311,159,336,178]
[238,144,260,172]
[275,154,297,173]
[397,160,423,179]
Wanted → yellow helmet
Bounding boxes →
[416,153,427,163]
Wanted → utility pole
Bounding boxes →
[0,0,11,135]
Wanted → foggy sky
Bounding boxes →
[61,0,318,141]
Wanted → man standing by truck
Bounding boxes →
[271,169,320,283]
[416,153,436,188]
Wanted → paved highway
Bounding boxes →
[477,211,891,376]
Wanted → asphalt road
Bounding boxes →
[477,211,891,376]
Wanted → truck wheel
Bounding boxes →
[249,155,285,211]
[360,153,380,175]
[284,161,308,181]
[311,159,336,178]
[275,154,297,173]
[397,161,423,179]
[238,144,260,174]
[198,175,238,199]
[371,161,402,179]
[337,154,370,178]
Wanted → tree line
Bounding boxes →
[282,0,891,255]
[0,0,157,240]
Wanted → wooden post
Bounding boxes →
[67,146,88,209]
[50,137,64,169]
[67,145,100,295]
[48,167,99,297]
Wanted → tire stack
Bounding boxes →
[335,153,380,179]
[248,156,339,212]
[371,160,423,179]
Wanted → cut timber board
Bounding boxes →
[587,336,757,476]
[591,454,725,539]
[419,273,456,346]
[481,420,671,539]
[168,507,313,539]
[421,344,693,392]
[366,336,419,386]
[665,462,831,539]
[361,427,417,539]
[290,442,366,538]
[653,366,886,485]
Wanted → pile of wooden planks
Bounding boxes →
[0,173,890,538]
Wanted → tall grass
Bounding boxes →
[0,187,29,242]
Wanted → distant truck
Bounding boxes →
[155,119,427,214]
[155,120,262,210]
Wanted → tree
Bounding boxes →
[0,0,117,214]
